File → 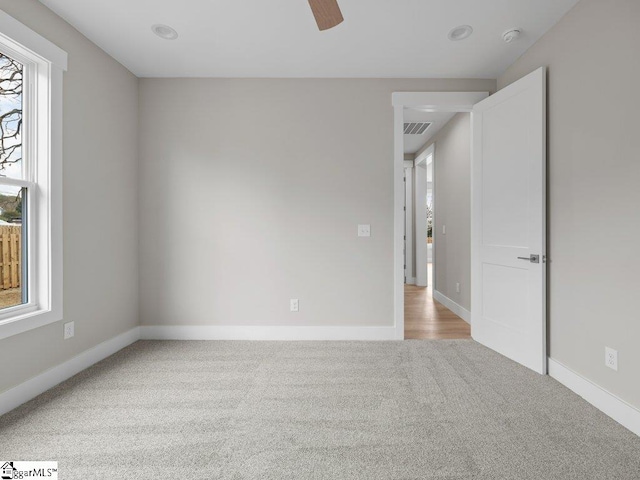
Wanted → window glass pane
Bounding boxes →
[0,185,25,310]
[0,52,23,179]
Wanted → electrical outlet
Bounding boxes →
[290,299,299,312]
[456,282,460,293]
[63,321,75,340]
[442,225,446,235]
[605,347,618,371]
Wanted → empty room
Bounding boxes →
[0,0,639,478]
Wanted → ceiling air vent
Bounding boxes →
[404,122,431,135]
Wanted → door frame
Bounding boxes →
[404,161,415,284]
[392,92,489,339]
[414,144,434,288]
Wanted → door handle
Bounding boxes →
[517,254,540,264]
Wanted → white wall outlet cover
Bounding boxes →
[63,321,75,340]
[442,225,446,235]
[358,224,371,237]
[605,347,618,371]
[290,299,299,312]
[456,283,460,293]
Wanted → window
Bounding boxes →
[0,11,67,339]
[0,53,27,311]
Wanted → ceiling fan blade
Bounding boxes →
[308,0,344,31]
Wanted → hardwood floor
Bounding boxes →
[404,274,471,339]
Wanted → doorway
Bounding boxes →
[403,118,471,340]
[393,92,488,341]
[414,145,433,288]
[393,69,547,374]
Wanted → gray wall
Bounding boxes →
[0,1,139,393]
[138,78,494,328]
[499,0,640,408]
[414,114,471,311]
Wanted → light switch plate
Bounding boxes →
[358,224,371,237]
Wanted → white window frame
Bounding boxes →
[0,10,66,340]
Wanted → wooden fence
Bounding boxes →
[0,225,22,291]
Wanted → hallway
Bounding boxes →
[404,269,471,339]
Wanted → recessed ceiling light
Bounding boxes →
[448,25,473,41]
[151,24,178,40]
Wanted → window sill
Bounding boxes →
[0,306,63,340]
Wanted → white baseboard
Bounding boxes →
[140,325,398,341]
[405,277,416,285]
[432,290,471,324]
[548,358,640,437]
[0,327,140,417]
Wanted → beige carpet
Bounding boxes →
[1,340,639,479]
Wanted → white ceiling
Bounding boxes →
[403,110,456,155]
[38,0,578,78]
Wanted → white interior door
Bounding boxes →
[471,67,547,374]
